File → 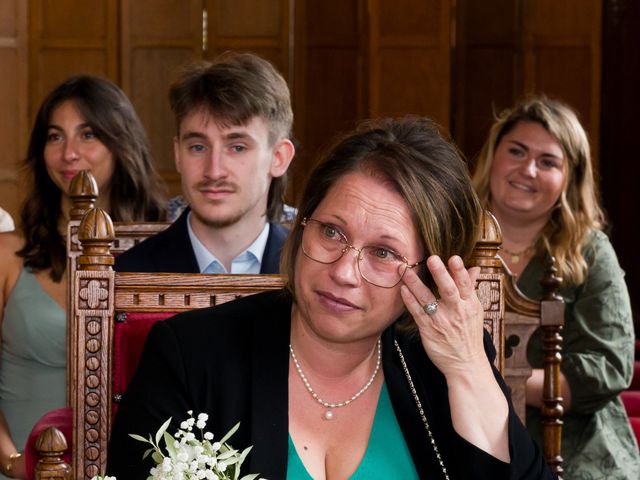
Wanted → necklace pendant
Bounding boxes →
[323,410,334,420]
[511,254,520,264]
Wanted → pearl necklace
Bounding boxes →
[289,338,382,420]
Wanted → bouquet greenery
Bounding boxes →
[92,410,264,480]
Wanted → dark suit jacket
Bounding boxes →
[107,291,554,480]
[114,208,288,273]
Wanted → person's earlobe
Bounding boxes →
[270,139,295,178]
[173,136,182,173]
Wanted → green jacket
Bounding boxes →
[520,229,639,479]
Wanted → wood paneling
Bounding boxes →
[29,0,118,117]
[120,0,202,199]
[0,0,28,221]
[601,0,640,329]
[523,0,601,171]
[292,0,365,202]
[206,0,292,76]
[453,0,520,160]
[454,0,601,170]
[368,0,452,127]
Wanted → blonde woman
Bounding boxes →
[473,95,639,478]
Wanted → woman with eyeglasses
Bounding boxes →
[108,117,554,479]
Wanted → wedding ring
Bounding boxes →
[423,300,439,316]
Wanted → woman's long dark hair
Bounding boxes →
[18,75,167,281]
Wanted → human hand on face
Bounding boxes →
[400,255,486,378]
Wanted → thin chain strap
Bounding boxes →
[394,340,450,480]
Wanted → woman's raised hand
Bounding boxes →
[400,255,486,377]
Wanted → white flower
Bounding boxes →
[127,411,263,480]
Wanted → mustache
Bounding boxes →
[196,180,238,192]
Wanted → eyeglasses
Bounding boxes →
[300,217,423,288]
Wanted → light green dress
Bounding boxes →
[521,230,640,479]
[0,269,66,478]
[286,383,419,479]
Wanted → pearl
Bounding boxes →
[289,338,381,414]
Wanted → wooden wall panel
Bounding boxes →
[601,0,640,328]
[453,0,519,160]
[291,0,365,202]
[121,0,202,198]
[206,0,292,77]
[368,0,451,127]
[29,0,118,119]
[454,0,601,171]
[523,0,601,169]
[0,0,28,222]
[532,47,593,132]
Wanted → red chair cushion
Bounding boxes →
[631,361,640,391]
[629,416,640,445]
[622,390,640,417]
[24,407,72,480]
[113,311,175,413]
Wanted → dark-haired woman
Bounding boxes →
[109,117,553,479]
[0,75,166,479]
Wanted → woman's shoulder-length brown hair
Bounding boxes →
[281,116,482,331]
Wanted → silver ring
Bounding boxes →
[423,301,438,316]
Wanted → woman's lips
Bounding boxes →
[316,290,361,312]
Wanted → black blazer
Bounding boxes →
[114,209,289,273]
[107,291,554,480]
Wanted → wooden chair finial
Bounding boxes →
[77,207,115,271]
[34,427,72,479]
[69,171,98,221]
[470,209,503,270]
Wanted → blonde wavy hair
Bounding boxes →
[472,95,605,285]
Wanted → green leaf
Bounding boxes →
[219,422,240,444]
[151,451,164,464]
[142,447,155,460]
[155,417,172,446]
[238,445,253,465]
[163,431,177,457]
[129,433,151,444]
[217,450,237,460]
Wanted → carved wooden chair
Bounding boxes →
[33,201,565,479]
[471,211,565,477]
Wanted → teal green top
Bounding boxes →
[286,382,419,479]
[521,230,640,479]
[0,268,66,478]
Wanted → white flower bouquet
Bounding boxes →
[93,410,265,480]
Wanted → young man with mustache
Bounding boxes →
[116,52,295,274]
